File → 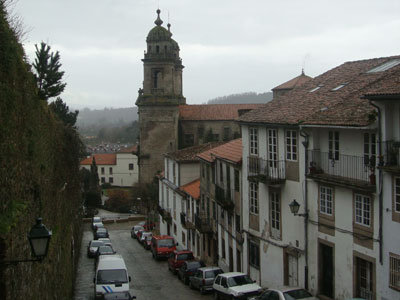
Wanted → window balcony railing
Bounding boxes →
[195,213,213,233]
[215,185,235,211]
[380,140,400,169]
[247,156,286,183]
[307,150,376,186]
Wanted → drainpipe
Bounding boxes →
[300,129,309,290]
[369,101,383,264]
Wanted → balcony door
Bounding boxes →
[267,129,278,177]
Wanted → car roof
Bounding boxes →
[153,235,174,240]
[198,266,222,271]
[218,272,246,278]
[267,286,306,293]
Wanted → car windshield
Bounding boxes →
[227,275,253,287]
[187,261,204,269]
[134,226,144,232]
[99,246,114,254]
[283,289,313,300]
[91,241,104,247]
[97,269,127,284]
[205,269,222,278]
[177,253,193,260]
[158,239,174,247]
[97,228,107,233]
[146,236,152,241]
[93,217,101,222]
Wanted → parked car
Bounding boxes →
[139,232,152,245]
[93,221,104,231]
[95,245,116,261]
[131,225,144,239]
[136,228,145,241]
[177,260,206,284]
[94,227,109,239]
[213,272,262,300]
[151,235,176,260]
[249,287,318,300]
[168,250,194,274]
[189,266,223,294]
[87,240,105,258]
[98,238,112,247]
[138,220,155,231]
[143,235,152,250]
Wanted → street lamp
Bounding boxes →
[1,218,52,266]
[289,199,308,217]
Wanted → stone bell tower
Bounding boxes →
[136,9,186,184]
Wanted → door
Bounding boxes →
[229,246,234,272]
[288,254,298,286]
[356,257,373,300]
[319,243,334,299]
[267,129,278,177]
[236,249,241,272]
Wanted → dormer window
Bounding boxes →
[309,85,323,93]
[331,83,347,91]
[367,59,400,73]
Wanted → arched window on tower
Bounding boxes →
[156,45,160,53]
[153,70,162,89]
[164,45,167,53]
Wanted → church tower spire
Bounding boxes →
[136,9,185,184]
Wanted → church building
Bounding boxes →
[136,10,264,184]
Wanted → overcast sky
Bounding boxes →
[12,0,400,109]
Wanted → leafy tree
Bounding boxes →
[104,190,131,213]
[33,42,66,101]
[49,97,79,127]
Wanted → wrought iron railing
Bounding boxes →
[307,150,375,184]
[215,185,235,210]
[247,156,286,182]
[381,140,400,167]
[195,213,212,233]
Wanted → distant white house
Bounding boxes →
[80,145,139,187]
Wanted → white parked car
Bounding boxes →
[213,272,262,300]
[249,287,318,300]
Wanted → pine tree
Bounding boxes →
[33,42,66,101]
[49,97,79,127]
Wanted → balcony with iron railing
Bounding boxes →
[215,185,235,211]
[247,156,286,184]
[307,150,376,190]
[195,213,213,233]
[379,140,400,171]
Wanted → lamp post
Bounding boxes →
[289,199,309,290]
[1,218,52,266]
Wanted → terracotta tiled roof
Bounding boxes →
[117,145,138,153]
[180,179,200,200]
[179,104,264,121]
[80,153,116,165]
[197,138,242,164]
[363,68,400,97]
[272,71,312,91]
[165,142,224,162]
[238,55,400,127]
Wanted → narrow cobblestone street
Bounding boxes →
[74,220,213,300]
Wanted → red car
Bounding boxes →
[138,220,156,231]
[151,235,176,260]
[168,250,194,274]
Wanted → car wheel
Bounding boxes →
[213,292,219,300]
[200,286,206,295]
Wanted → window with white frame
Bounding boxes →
[328,131,339,160]
[173,193,176,214]
[364,133,377,167]
[286,130,297,161]
[395,177,400,213]
[270,191,281,239]
[166,187,169,208]
[249,128,258,156]
[250,182,258,215]
[320,186,333,215]
[389,253,400,290]
[355,194,371,227]
[267,129,277,168]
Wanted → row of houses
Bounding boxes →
[157,56,400,300]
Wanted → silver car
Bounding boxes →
[249,287,318,300]
[189,266,223,294]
